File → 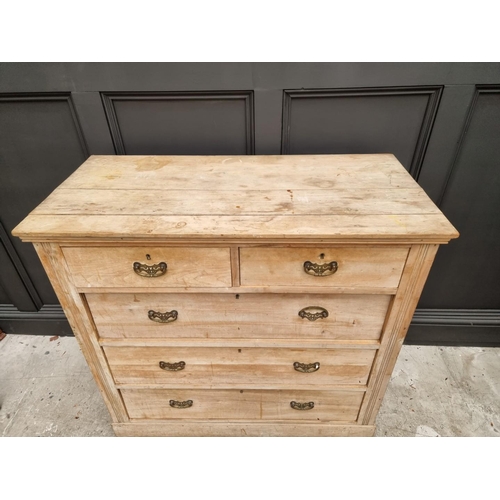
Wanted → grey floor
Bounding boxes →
[1,334,499,437]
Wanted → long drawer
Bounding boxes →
[104,346,376,386]
[240,246,409,288]
[63,246,232,288]
[121,389,364,421]
[88,293,391,340]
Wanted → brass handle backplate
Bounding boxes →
[290,401,315,411]
[298,306,329,321]
[169,399,193,409]
[159,361,185,371]
[133,261,167,277]
[303,260,338,276]
[148,310,178,323]
[293,361,320,373]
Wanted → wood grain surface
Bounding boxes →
[63,246,231,288]
[87,292,391,340]
[13,154,459,242]
[12,154,458,437]
[103,345,376,386]
[240,246,409,288]
[113,421,375,437]
[121,388,364,421]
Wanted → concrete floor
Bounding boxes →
[0,334,499,437]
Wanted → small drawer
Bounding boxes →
[62,246,231,288]
[104,346,377,386]
[87,293,391,340]
[239,246,409,289]
[121,389,364,422]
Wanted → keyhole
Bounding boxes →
[319,253,325,259]
[238,349,242,353]
[146,254,151,260]
[235,294,240,299]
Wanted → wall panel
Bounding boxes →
[282,87,441,178]
[0,93,87,334]
[102,92,254,155]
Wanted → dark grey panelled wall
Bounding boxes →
[282,87,441,178]
[102,92,254,155]
[0,63,499,345]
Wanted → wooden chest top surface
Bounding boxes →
[13,154,458,243]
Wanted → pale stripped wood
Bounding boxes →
[32,188,442,216]
[113,421,375,437]
[103,346,376,386]
[33,243,128,422]
[116,383,366,391]
[230,246,240,286]
[121,388,364,421]
[11,154,458,437]
[13,213,459,242]
[240,246,409,288]
[86,293,391,340]
[13,154,459,242]
[98,338,380,349]
[357,244,439,425]
[78,285,398,295]
[22,238,457,246]
[62,246,231,288]
[56,154,419,191]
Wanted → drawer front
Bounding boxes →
[104,346,376,386]
[240,247,408,288]
[63,247,231,288]
[88,293,391,340]
[121,389,364,421]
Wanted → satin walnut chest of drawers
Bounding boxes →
[13,154,458,437]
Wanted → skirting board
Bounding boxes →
[0,304,72,336]
[407,309,500,346]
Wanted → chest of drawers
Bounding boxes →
[13,154,458,436]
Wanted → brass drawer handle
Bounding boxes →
[303,260,338,276]
[133,261,167,277]
[290,401,315,411]
[293,361,320,373]
[169,399,193,409]
[148,309,178,323]
[298,306,329,321]
[159,361,185,371]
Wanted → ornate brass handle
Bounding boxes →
[159,361,185,371]
[293,361,320,373]
[290,401,315,411]
[133,261,167,277]
[298,306,329,321]
[169,399,193,409]
[148,310,178,323]
[303,260,338,276]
